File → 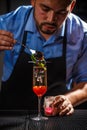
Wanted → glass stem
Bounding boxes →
[38,96,42,118]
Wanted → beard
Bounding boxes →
[38,22,57,35]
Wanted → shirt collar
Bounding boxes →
[25,9,37,33]
[56,21,65,37]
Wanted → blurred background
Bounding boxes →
[0,0,87,89]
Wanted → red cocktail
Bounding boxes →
[32,65,48,121]
[33,85,47,96]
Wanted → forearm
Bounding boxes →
[65,82,87,107]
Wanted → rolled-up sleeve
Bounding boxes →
[73,32,87,83]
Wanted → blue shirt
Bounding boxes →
[0,5,87,90]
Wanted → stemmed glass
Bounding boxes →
[31,53,48,121]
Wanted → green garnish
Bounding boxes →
[31,51,46,70]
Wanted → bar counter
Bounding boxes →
[0,109,87,130]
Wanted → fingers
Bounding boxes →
[59,104,74,116]
[53,95,66,107]
[0,30,16,51]
[51,95,74,116]
[0,30,13,36]
[66,106,74,116]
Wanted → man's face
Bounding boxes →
[31,0,75,36]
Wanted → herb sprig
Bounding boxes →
[31,51,46,70]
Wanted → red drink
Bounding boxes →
[31,52,48,120]
[33,86,47,96]
[45,107,53,115]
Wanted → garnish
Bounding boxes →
[31,51,46,70]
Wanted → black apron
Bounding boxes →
[1,23,68,110]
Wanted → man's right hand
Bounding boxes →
[0,30,16,51]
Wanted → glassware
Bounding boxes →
[31,63,48,121]
[44,96,55,116]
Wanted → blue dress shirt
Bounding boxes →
[0,5,87,90]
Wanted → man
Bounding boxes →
[0,0,87,116]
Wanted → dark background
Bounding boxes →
[0,0,87,21]
[0,0,87,88]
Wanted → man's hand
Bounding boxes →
[51,95,74,116]
[0,30,16,51]
[44,95,74,116]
